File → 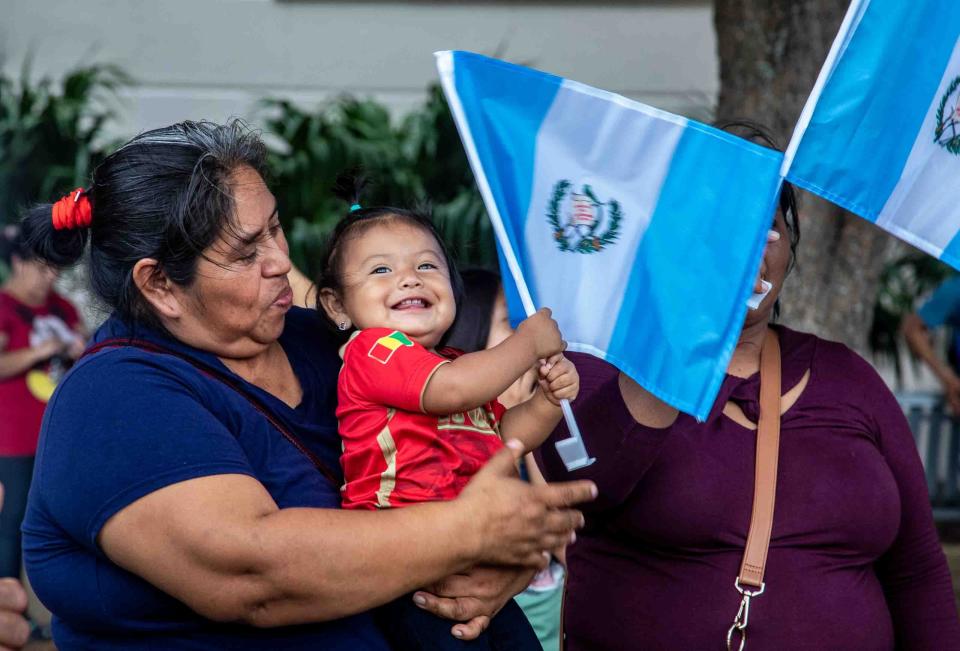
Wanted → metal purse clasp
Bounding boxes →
[726,579,765,651]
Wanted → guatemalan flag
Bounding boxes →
[784,0,960,266]
[436,51,784,423]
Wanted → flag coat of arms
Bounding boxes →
[436,51,784,420]
[784,0,960,266]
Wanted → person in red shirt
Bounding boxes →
[317,177,578,649]
[0,226,84,581]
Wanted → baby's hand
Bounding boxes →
[517,308,565,359]
[538,353,579,406]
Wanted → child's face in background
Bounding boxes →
[335,220,456,349]
[485,289,513,349]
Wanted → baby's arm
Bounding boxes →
[422,308,564,414]
[499,354,580,453]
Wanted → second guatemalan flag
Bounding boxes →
[784,0,960,267]
[436,51,784,420]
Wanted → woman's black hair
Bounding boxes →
[19,120,267,329]
[714,119,801,319]
[315,172,465,342]
[444,268,502,353]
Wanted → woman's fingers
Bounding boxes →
[0,611,30,650]
[540,514,583,545]
[0,579,27,613]
[459,450,594,566]
[535,480,597,509]
[482,440,525,476]
[0,580,29,649]
[413,592,482,622]
[452,616,490,641]
[418,565,536,634]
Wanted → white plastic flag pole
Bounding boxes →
[489,225,595,471]
[436,51,595,471]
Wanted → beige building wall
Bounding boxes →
[2,0,718,135]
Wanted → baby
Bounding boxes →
[317,177,578,650]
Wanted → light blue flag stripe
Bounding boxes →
[785,0,960,222]
[944,223,960,269]
[608,126,783,416]
[451,52,561,257]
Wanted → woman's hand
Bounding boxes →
[413,565,536,641]
[97,444,592,628]
[0,482,30,651]
[456,440,595,568]
[0,578,29,651]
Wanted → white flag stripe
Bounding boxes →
[524,80,685,350]
[875,39,960,256]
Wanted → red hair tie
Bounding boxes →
[51,188,93,230]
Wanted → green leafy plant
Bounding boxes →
[261,84,495,278]
[0,61,129,225]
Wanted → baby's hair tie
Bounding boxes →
[350,203,362,213]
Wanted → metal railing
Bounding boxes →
[898,391,960,522]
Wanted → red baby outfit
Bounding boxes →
[337,328,505,510]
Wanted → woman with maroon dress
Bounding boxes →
[537,126,960,650]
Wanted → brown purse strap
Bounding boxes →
[738,328,781,587]
[727,328,781,651]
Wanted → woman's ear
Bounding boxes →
[132,258,182,320]
[318,288,351,330]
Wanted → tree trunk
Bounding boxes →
[714,0,897,352]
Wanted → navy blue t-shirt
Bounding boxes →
[22,307,390,650]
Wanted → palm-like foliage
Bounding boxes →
[0,61,128,224]
[401,85,493,271]
[262,84,495,278]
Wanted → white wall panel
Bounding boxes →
[1,0,717,134]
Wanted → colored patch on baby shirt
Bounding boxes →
[367,330,414,364]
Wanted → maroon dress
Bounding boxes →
[537,326,960,650]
